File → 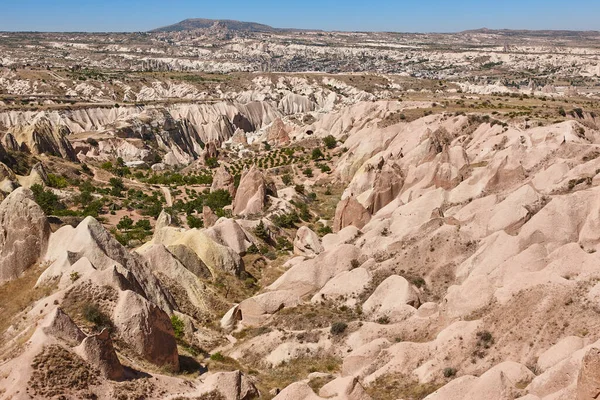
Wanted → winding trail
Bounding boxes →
[160,186,173,207]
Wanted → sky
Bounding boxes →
[0,0,599,33]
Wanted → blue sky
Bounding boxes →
[0,0,598,33]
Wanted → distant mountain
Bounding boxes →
[151,18,281,33]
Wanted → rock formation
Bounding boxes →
[233,166,268,216]
[211,164,236,196]
[293,226,324,257]
[333,196,371,232]
[113,290,179,371]
[0,187,50,283]
[577,348,600,400]
[77,329,125,381]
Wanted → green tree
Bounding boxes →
[47,173,69,189]
[204,189,232,212]
[254,220,270,241]
[117,215,134,230]
[311,148,324,160]
[205,157,219,169]
[170,315,185,340]
[282,174,293,186]
[109,177,125,197]
[135,219,152,231]
[187,214,203,229]
[31,184,62,215]
[323,135,337,149]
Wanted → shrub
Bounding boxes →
[205,157,219,169]
[109,177,125,197]
[117,215,134,230]
[204,189,232,213]
[312,148,324,160]
[294,184,305,194]
[376,315,390,324]
[323,135,337,149]
[47,173,69,189]
[187,214,203,229]
[135,219,152,231]
[303,168,313,178]
[282,174,293,186]
[210,352,225,362]
[82,303,111,329]
[476,331,494,348]
[31,183,63,215]
[318,225,333,236]
[171,315,185,340]
[272,211,300,228]
[318,164,331,173]
[70,271,80,282]
[443,367,457,378]
[411,277,426,288]
[254,220,270,241]
[276,236,293,251]
[330,322,348,335]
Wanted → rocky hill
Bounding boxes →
[151,18,281,33]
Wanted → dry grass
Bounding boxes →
[268,303,360,331]
[0,262,55,336]
[365,374,442,400]
[308,374,336,393]
[309,183,344,222]
[257,355,341,399]
[28,345,99,398]
[112,377,157,400]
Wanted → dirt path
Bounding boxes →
[160,186,173,207]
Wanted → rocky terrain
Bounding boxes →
[1,21,600,400]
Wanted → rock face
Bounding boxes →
[211,165,236,196]
[333,196,371,232]
[77,329,125,381]
[112,290,179,371]
[201,370,260,400]
[221,304,243,331]
[369,161,404,213]
[577,348,600,400]
[0,187,50,283]
[205,218,254,255]
[10,116,76,160]
[43,308,86,345]
[233,166,268,216]
[202,206,218,228]
[167,243,213,279]
[362,275,420,322]
[203,140,220,161]
[238,290,302,326]
[293,226,324,257]
[266,118,292,145]
[155,210,172,232]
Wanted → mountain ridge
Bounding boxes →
[150,18,283,33]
